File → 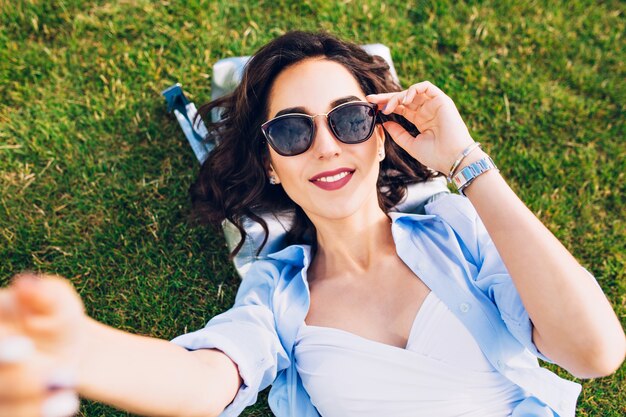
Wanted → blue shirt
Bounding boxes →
[172,194,583,417]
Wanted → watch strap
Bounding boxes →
[452,156,498,196]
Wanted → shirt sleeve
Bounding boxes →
[472,216,553,362]
[170,260,290,417]
[434,195,553,362]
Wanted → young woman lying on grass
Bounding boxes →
[0,31,624,417]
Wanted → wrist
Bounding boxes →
[76,316,99,392]
[444,140,481,178]
[452,152,498,196]
[457,148,489,170]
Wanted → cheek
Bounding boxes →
[272,157,305,190]
[278,169,310,208]
[362,138,383,166]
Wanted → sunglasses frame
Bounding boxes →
[261,101,379,157]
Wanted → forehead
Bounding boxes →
[267,58,366,118]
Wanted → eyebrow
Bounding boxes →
[273,95,363,118]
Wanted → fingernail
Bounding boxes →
[42,392,80,417]
[0,335,35,364]
[47,368,77,391]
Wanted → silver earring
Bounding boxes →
[378,150,385,160]
[269,176,277,185]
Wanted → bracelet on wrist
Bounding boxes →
[453,156,498,196]
[447,142,481,182]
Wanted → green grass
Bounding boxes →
[1,0,624,415]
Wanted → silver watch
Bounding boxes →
[452,156,498,196]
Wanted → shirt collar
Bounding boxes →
[267,244,312,269]
[388,210,437,225]
[265,211,438,267]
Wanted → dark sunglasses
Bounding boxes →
[261,101,379,157]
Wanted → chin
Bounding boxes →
[306,194,375,222]
[290,177,381,222]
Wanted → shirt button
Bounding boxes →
[459,302,471,313]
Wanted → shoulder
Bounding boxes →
[392,193,481,239]
[242,243,311,279]
[392,194,485,267]
[425,194,484,248]
[424,193,479,224]
[236,244,311,301]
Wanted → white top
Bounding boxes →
[294,291,527,417]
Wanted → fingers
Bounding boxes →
[367,81,445,116]
[0,274,81,417]
[0,338,79,416]
[0,335,35,364]
[0,290,18,321]
[0,399,43,417]
[0,276,63,340]
[0,336,43,401]
[12,274,83,319]
[0,291,22,352]
[0,391,79,417]
[366,91,398,102]
[382,121,417,150]
[383,120,435,159]
[12,274,61,316]
[41,391,80,417]
[1,274,85,348]
[0,362,45,401]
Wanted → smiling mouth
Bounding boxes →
[309,170,355,191]
[312,171,353,183]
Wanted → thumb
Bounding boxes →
[12,274,79,316]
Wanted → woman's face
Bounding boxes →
[266,57,385,222]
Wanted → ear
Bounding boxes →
[268,163,282,185]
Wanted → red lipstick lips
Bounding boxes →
[309,167,355,191]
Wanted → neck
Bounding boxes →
[307,196,396,279]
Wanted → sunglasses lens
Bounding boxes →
[265,117,312,156]
[329,103,376,143]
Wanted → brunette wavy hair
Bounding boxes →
[190,30,437,258]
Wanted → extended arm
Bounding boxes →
[0,276,242,417]
[78,317,241,417]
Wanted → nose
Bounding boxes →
[311,116,341,159]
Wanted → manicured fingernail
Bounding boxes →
[42,392,80,417]
[47,368,77,391]
[0,335,35,364]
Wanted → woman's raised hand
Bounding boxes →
[367,81,476,173]
[0,274,85,417]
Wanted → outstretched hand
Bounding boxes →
[0,274,85,417]
[367,81,476,174]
